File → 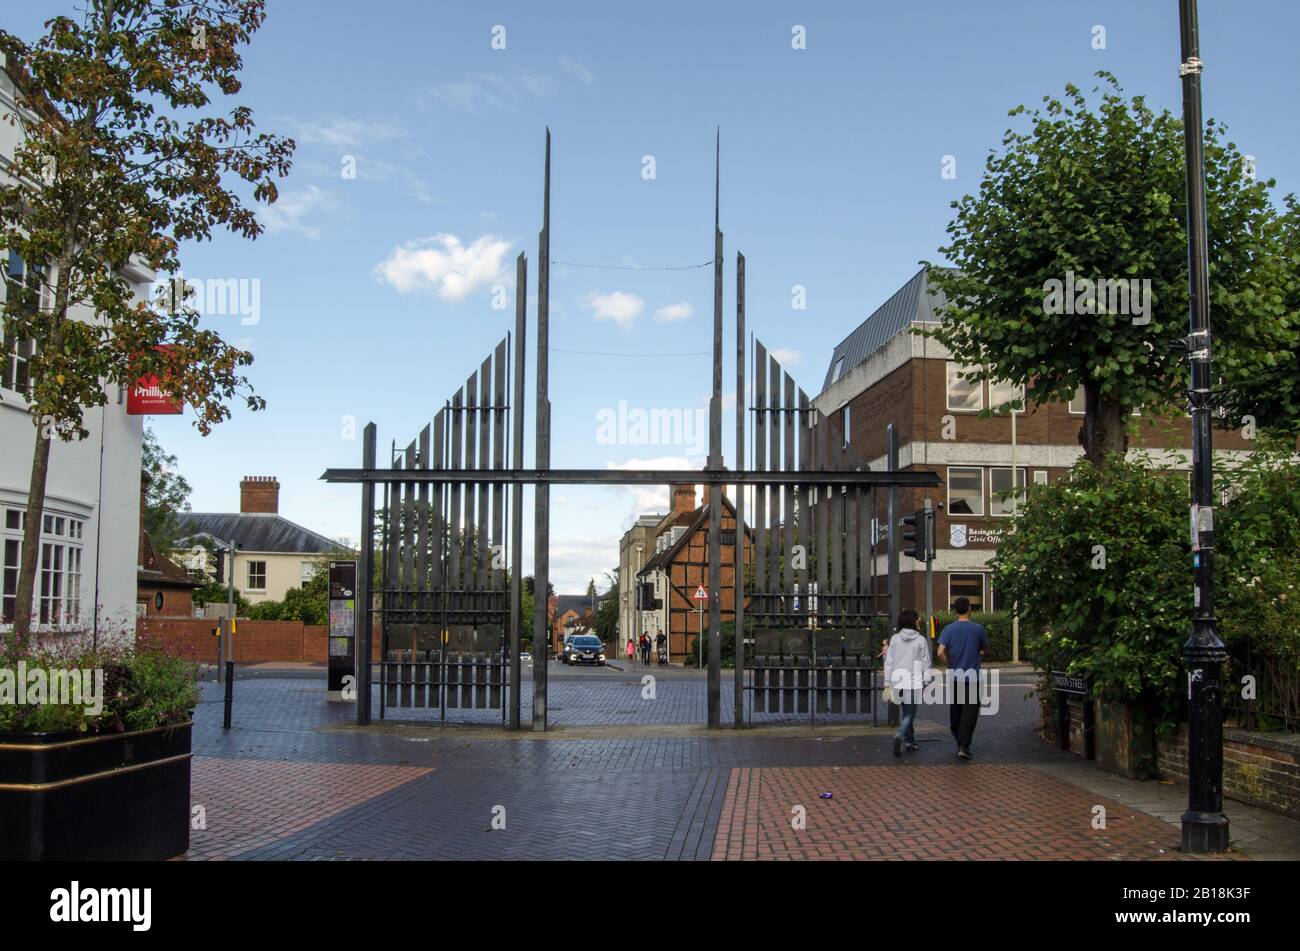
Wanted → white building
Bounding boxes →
[0,63,151,639]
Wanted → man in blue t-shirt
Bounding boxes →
[937,597,989,760]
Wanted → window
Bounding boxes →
[300,561,317,588]
[65,546,81,622]
[2,509,84,628]
[2,539,18,624]
[246,560,267,591]
[947,467,984,516]
[39,542,63,625]
[2,250,43,395]
[989,467,1028,516]
[1033,470,1049,486]
[842,405,850,447]
[949,573,985,613]
[1068,387,1086,415]
[946,362,984,412]
[831,356,845,382]
[988,379,1024,415]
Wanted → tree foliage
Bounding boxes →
[920,73,1298,466]
[0,1,292,640]
[141,426,191,550]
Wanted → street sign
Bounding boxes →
[693,584,708,601]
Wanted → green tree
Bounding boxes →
[991,456,1190,776]
[920,73,1296,467]
[593,570,619,641]
[0,2,293,642]
[141,427,192,551]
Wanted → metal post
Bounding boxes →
[532,129,551,732]
[886,423,899,727]
[356,423,376,725]
[706,127,723,728]
[223,539,235,683]
[222,660,234,730]
[734,251,746,728]
[1010,395,1020,662]
[924,497,934,647]
[1177,0,1229,854]
[509,252,526,731]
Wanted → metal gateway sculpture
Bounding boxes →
[322,131,939,730]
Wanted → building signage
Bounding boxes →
[947,524,1005,548]
[1050,670,1087,695]
[126,345,183,415]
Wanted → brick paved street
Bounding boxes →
[183,665,1298,860]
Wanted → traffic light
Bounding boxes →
[901,508,930,562]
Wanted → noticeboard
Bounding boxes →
[327,561,357,691]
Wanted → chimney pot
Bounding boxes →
[240,476,280,514]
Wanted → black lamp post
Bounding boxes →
[1177,0,1229,854]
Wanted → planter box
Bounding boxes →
[0,721,192,861]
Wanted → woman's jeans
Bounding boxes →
[895,702,918,744]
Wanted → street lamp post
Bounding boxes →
[1177,0,1229,854]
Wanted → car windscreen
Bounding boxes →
[572,638,601,648]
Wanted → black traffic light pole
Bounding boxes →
[1177,0,1229,854]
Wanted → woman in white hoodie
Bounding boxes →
[884,609,932,758]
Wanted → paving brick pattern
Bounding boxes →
[182,672,1258,860]
[711,763,1193,861]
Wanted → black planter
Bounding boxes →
[0,721,192,861]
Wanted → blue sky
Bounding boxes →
[13,1,1300,593]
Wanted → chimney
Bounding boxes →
[240,476,280,514]
[671,483,696,515]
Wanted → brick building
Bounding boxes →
[813,267,1257,614]
[174,476,339,605]
[635,485,751,662]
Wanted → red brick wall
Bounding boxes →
[1158,726,1300,820]
[137,617,381,663]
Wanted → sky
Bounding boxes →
[10,0,1300,594]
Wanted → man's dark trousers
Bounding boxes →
[949,700,980,748]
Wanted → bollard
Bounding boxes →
[223,660,234,730]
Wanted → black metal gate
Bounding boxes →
[323,130,938,730]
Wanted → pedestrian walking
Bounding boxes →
[936,596,989,760]
[626,638,636,666]
[655,631,667,665]
[884,609,931,758]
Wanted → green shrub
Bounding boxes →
[0,640,199,736]
[928,611,1018,662]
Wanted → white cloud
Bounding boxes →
[424,70,557,113]
[585,291,644,329]
[770,347,804,367]
[373,234,512,301]
[606,456,701,517]
[287,115,407,150]
[654,301,693,323]
[558,56,596,84]
[260,185,338,239]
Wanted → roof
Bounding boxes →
[138,529,200,589]
[554,594,596,618]
[821,267,953,392]
[638,494,749,577]
[176,512,338,555]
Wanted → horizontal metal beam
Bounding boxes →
[321,467,940,488]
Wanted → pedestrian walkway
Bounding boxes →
[183,672,1299,861]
